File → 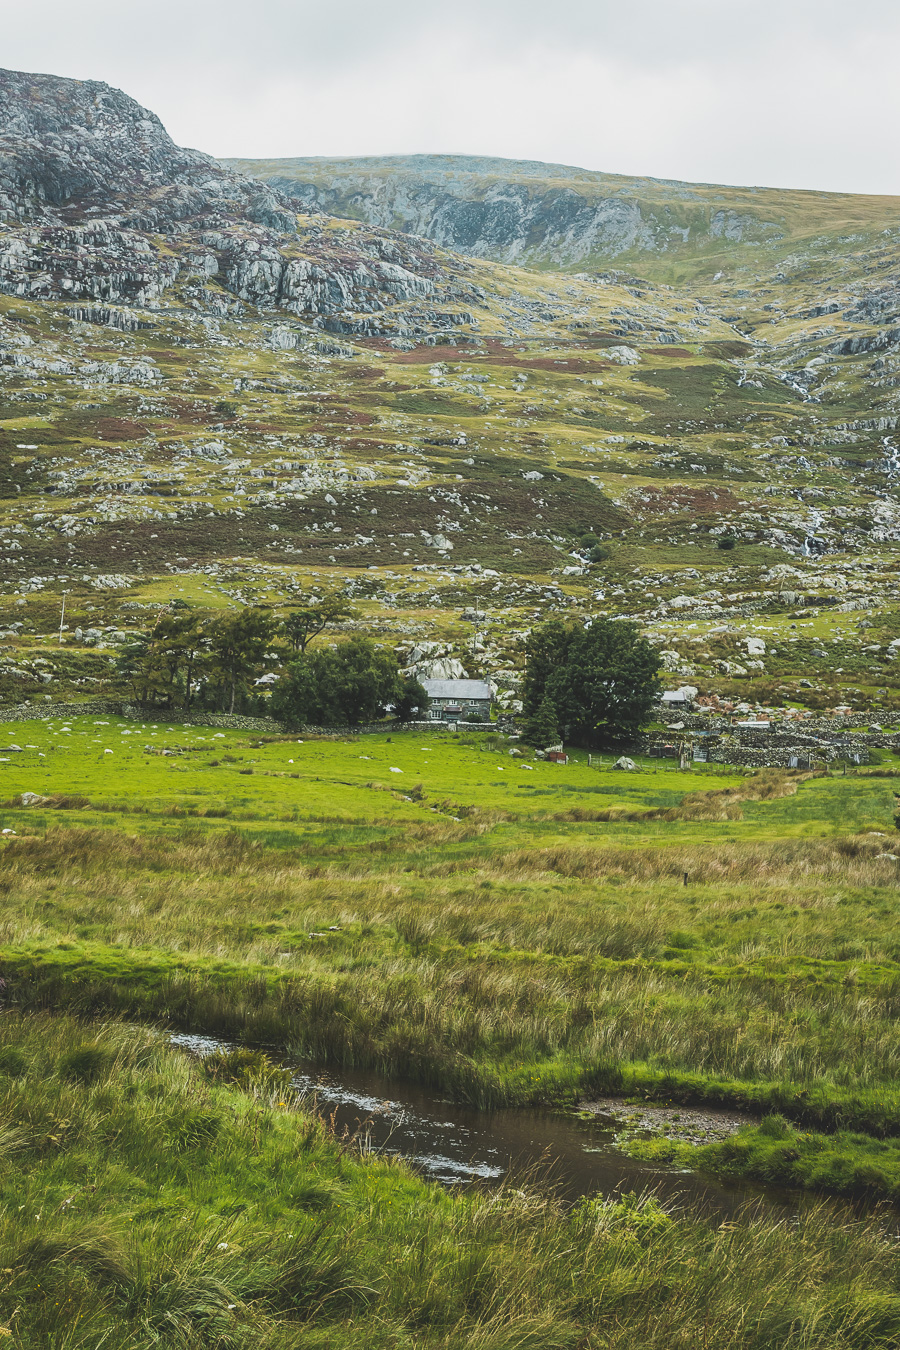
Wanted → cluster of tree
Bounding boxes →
[117,594,356,714]
[521,618,662,748]
[271,638,429,728]
[118,595,430,727]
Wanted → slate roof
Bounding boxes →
[422,678,492,700]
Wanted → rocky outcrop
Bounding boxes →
[228,153,788,265]
[0,222,180,303]
[0,67,293,231]
[842,285,900,325]
[0,69,478,338]
[831,327,900,356]
[212,232,437,314]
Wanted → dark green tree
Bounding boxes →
[523,618,662,747]
[116,633,168,705]
[272,637,402,727]
[393,676,430,723]
[207,607,275,713]
[115,607,209,709]
[521,620,571,718]
[153,610,208,708]
[522,693,561,748]
[281,593,357,654]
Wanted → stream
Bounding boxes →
[171,1032,802,1224]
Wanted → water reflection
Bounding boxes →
[170,1032,787,1221]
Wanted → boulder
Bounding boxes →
[604,346,641,365]
[415,657,469,680]
[19,792,49,806]
[268,326,301,350]
[613,756,637,771]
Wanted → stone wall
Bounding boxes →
[707,746,842,768]
[658,711,878,735]
[644,722,876,768]
[0,700,284,733]
[0,702,508,738]
[0,699,125,723]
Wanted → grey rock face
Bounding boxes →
[0,67,293,231]
[0,222,181,303]
[231,153,788,264]
[0,69,473,336]
[218,237,436,314]
[709,210,781,242]
[269,172,659,263]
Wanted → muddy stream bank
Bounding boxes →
[171,1032,817,1224]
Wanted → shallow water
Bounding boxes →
[170,1032,797,1222]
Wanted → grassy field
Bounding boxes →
[5,1013,900,1349]
[2,721,900,1213]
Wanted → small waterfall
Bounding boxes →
[803,513,825,557]
[795,491,825,557]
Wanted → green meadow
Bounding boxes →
[2,718,900,1207]
[0,717,747,824]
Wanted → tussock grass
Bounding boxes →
[1,1014,899,1349]
[550,770,813,824]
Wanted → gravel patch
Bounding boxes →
[580,1096,757,1144]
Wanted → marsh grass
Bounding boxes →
[1,1013,899,1349]
[1,729,900,1200]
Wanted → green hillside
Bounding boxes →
[4,214,900,716]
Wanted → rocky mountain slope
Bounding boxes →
[2,70,900,718]
[0,68,293,232]
[0,70,484,339]
[227,152,900,274]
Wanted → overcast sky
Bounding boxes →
[5,0,900,194]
